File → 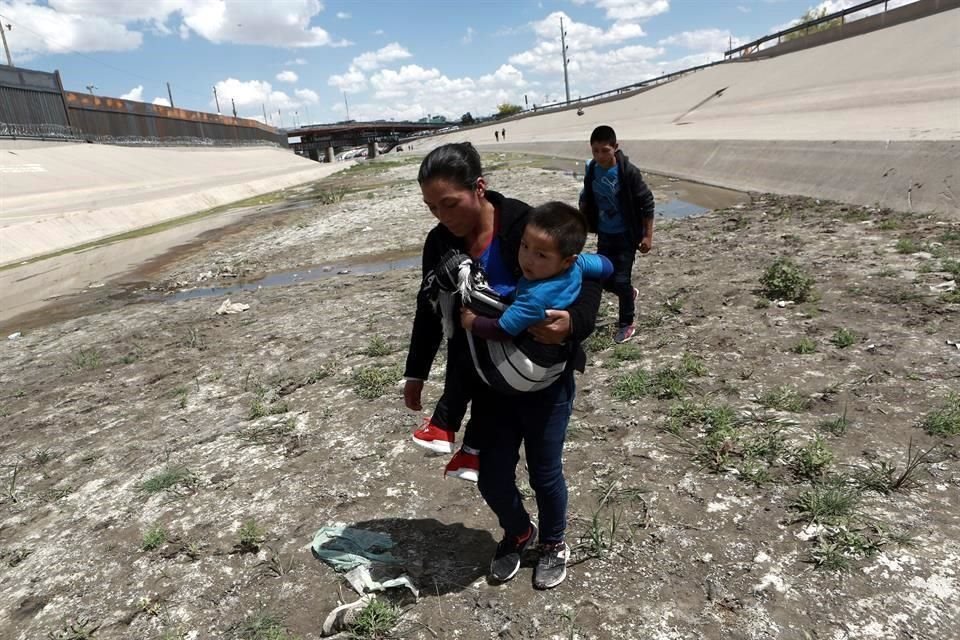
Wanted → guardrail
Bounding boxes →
[726,0,896,58]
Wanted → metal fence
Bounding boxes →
[0,65,285,146]
[724,0,958,58]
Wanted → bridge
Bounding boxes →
[287,121,449,161]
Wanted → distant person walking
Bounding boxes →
[579,125,656,344]
[501,128,506,141]
[494,130,500,142]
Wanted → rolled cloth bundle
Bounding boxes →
[430,249,570,394]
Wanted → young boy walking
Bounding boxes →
[579,125,655,343]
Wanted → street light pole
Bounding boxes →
[560,16,571,104]
[0,22,12,67]
[85,84,97,95]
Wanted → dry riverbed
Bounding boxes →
[0,153,958,640]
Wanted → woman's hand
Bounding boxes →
[460,307,478,332]
[403,379,424,412]
[528,309,571,344]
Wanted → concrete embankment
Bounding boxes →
[0,143,339,267]
[426,8,960,216]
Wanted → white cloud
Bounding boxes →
[286,57,308,65]
[573,0,670,21]
[659,29,745,52]
[352,42,413,71]
[462,26,474,44]
[294,88,319,103]
[0,0,142,58]
[336,11,350,19]
[372,29,384,35]
[213,77,315,114]
[328,42,413,94]
[276,70,299,83]
[510,12,652,75]
[328,67,368,93]
[120,85,144,101]
[737,5,751,13]
[152,97,171,106]
[1,0,351,58]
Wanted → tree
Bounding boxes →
[783,7,842,42]
[460,112,475,126]
[496,103,523,118]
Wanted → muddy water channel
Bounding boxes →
[1,152,957,640]
[1,153,743,334]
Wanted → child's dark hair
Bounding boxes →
[527,201,587,257]
[589,125,617,146]
[418,142,482,190]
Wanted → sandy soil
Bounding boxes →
[0,154,958,640]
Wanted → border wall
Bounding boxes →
[0,65,284,146]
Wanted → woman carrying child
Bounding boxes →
[402,142,602,589]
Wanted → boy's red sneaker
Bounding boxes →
[412,418,455,453]
[444,448,479,483]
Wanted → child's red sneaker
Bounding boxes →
[412,418,455,453]
[444,448,479,483]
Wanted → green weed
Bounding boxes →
[790,481,860,525]
[756,386,811,413]
[920,393,960,436]
[235,613,300,640]
[820,405,851,436]
[139,467,197,495]
[237,519,266,554]
[830,328,856,349]
[613,370,650,401]
[584,325,615,352]
[760,258,814,302]
[351,366,402,399]
[70,348,102,371]
[349,598,402,640]
[249,386,289,420]
[611,343,643,362]
[680,353,706,376]
[141,526,168,551]
[792,337,817,354]
[47,618,101,640]
[895,238,920,254]
[791,436,835,480]
[362,336,393,357]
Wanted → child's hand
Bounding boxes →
[460,307,477,331]
[639,237,652,254]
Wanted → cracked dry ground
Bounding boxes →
[0,157,958,640]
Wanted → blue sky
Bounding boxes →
[0,0,910,125]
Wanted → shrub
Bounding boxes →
[760,258,814,302]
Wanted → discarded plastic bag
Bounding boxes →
[215,298,250,315]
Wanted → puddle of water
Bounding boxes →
[154,255,422,303]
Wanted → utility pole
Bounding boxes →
[343,91,350,121]
[213,86,221,113]
[278,109,282,127]
[262,103,268,124]
[560,16,571,104]
[231,98,237,118]
[304,105,311,125]
[0,22,12,67]
[166,82,175,108]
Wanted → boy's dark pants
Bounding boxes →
[430,331,484,450]
[597,232,637,327]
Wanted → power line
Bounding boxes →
[0,12,212,104]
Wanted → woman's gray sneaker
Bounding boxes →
[533,542,569,589]
[490,524,537,583]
